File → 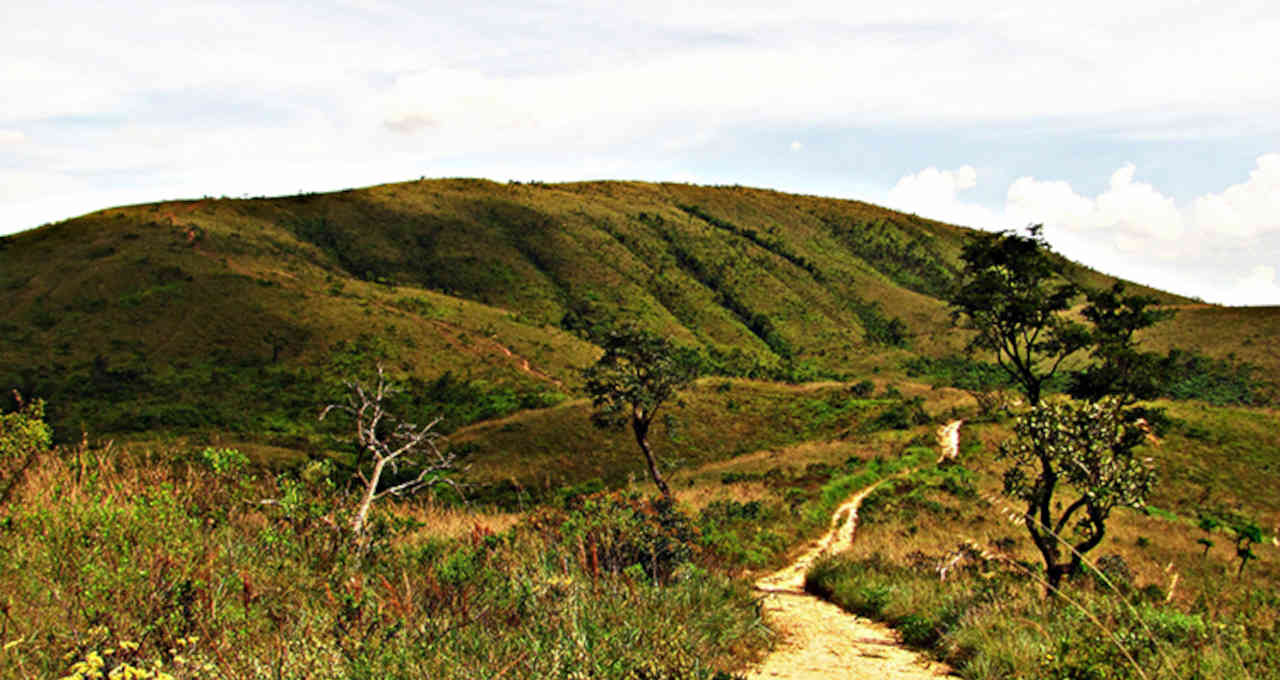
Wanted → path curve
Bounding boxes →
[747,425,963,679]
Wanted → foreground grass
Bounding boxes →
[801,411,1280,680]
[0,444,768,679]
[808,552,1279,679]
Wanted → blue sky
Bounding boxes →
[3,0,1279,304]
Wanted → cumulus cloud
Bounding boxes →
[1008,164,1187,246]
[886,155,1280,304]
[1191,153,1280,239]
[884,165,997,228]
[1007,176,1093,228]
[1007,156,1280,254]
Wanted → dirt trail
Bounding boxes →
[747,425,962,680]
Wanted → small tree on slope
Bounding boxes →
[583,326,699,503]
[999,396,1156,591]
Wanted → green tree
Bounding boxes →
[998,397,1157,591]
[1068,282,1175,405]
[1229,517,1265,577]
[1196,513,1221,557]
[583,327,700,503]
[948,225,1089,406]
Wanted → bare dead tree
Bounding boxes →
[319,365,458,539]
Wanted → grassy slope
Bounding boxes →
[678,393,1280,678]
[454,378,916,491]
[798,402,1280,678]
[1,178,1270,479]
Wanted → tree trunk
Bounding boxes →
[351,457,389,537]
[1046,563,1070,591]
[632,411,672,502]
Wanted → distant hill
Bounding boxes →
[1,178,1257,449]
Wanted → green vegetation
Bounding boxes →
[1,436,766,679]
[7,179,1248,449]
[456,381,922,497]
[907,348,1272,408]
[806,440,1280,679]
[808,553,1277,679]
[1,178,1278,678]
[948,225,1092,407]
[0,392,51,505]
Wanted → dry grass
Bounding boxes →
[389,499,523,543]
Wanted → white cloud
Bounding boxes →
[884,165,996,228]
[1191,153,1280,239]
[1008,157,1280,253]
[1007,176,1093,228]
[789,141,803,152]
[1226,266,1280,307]
[0,130,25,145]
[1004,164,1186,256]
[886,155,1280,304]
[1093,164,1186,242]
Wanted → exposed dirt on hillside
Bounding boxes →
[747,433,959,679]
[489,338,563,386]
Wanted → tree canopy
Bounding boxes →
[1068,282,1176,405]
[948,225,1089,406]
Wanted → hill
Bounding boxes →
[0,178,1268,463]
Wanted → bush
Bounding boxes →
[1,449,766,678]
[1158,350,1271,405]
[0,394,51,503]
[865,396,930,431]
[848,379,875,397]
[199,446,249,476]
[530,491,700,582]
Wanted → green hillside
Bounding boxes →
[0,177,1265,458]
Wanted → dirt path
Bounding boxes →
[747,429,961,679]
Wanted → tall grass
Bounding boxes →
[804,460,1280,679]
[0,443,768,679]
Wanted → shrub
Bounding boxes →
[199,446,249,476]
[531,491,700,582]
[0,393,51,504]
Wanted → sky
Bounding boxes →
[3,1,1279,305]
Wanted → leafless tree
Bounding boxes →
[320,365,458,538]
